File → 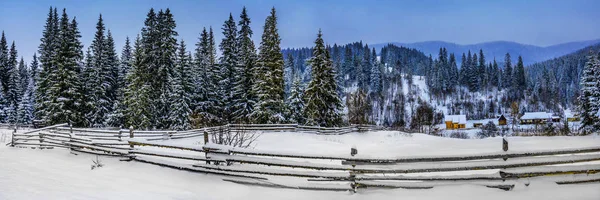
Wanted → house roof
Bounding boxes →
[498,115,507,121]
[444,115,467,124]
[521,112,558,120]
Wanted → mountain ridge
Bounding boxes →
[370,39,600,65]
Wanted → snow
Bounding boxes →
[2,128,600,199]
[520,112,557,120]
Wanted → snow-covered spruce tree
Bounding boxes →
[232,7,257,123]
[284,53,295,97]
[17,78,34,124]
[206,27,224,124]
[106,36,132,127]
[250,7,286,124]
[45,9,85,126]
[503,53,513,91]
[104,30,125,127]
[218,13,239,123]
[287,77,305,124]
[167,40,193,130]
[0,82,6,123]
[18,57,29,99]
[0,32,9,96]
[154,9,178,129]
[512,56,526,100]
[5,42,21,123]
[36,7,60,121]
[370,59,382,95]
[88,14,111,127]
[578,50,600,133]
[191,27,219,126]
[304,30,343,127]
[124,35,152,129]
[134,9,160,129]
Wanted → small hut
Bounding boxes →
[498,115,507,126]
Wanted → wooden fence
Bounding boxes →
[6,123,599,192]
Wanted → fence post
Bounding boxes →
[204,130,209,144]
[10,127,16,147]
[38,130,44,149]
[204,129,210,164]
[502,138,509,161]
[129,126,134,149]
[118,126,123,141]
[349,146,358,193]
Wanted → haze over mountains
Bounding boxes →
[371,39,600,65]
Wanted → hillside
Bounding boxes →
[526,43,600,106]
[371,39,600,65]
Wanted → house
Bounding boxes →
[473,122,484,128]
[520,112,560,124]
[565,111,580,122]
[498,115,507,125]
[445,115,467,129]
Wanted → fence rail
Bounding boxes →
[6,123,599,192]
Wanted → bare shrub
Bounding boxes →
[91,156,104,170]
[449,131,469,139]
[211,126,260,148]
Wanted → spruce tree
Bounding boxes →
[17,58,29,100]
[192,28,217,125]
[207,27,223,124]
[284,53,295,96]
[232,7,257,123]
[513,55,526,100]
[5,42,20,123]
[154,9,178,128]
[124,35,152,129]
[104,30,123,126]
[0,32,8,96]
[88,14,111,127]
[218,13,239,123]
[167,40,192,130]
[0,82,6,123]
[36,7,60,121]
[304,30,343,127]
[45,9,85,126]
[287,76,305,124]
[251,7,285,124]
[578,51,600,133]
[370,60,382,95]
[503,53,513,90]
[17,78,34,124]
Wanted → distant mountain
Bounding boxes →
[371,39,600,65]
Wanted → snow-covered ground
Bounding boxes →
[1,128,599,200]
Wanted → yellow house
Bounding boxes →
[565,111,580,122]
[445,115,467,130]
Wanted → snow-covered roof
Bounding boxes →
[444,115,467,124]
[565,110,574,118]
[521,112,557,120]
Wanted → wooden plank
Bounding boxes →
[130,149,207,161]
[192,163,348,179]
[343,146,600,164]
[133,156,267,180]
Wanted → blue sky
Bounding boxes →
[1,0,599,64]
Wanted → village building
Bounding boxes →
[498,115,507,126]
[520,112,560,124]
[565,111,580,122]
[445,115,467,129]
